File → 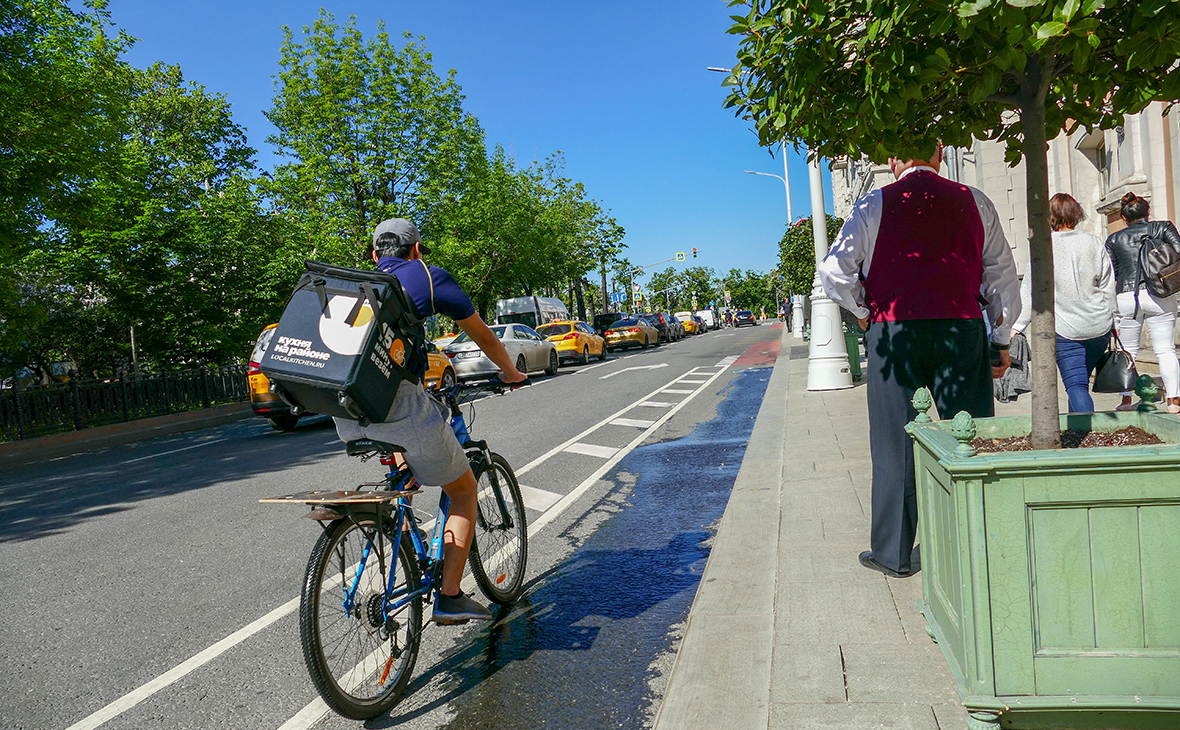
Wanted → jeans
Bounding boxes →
[1055,332,1110,413]
[1116,289,1180,398]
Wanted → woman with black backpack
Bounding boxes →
[1104,192,1180,413]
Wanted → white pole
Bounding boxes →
[782,140,793,225]
[806,155,853,391]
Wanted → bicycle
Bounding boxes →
[261,378,529,720]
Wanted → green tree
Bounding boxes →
[777,215,844,298]
[681,266,720,310]
[0,0,130,363]
[265,11,484,265]
[648,267,683,310]
[725,0,1180,448]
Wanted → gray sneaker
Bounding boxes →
[432,591,492,624]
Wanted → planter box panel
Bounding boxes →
[920,459,966,672]
[1031,655,1180,697]
[1140,504,1180,648]
[985,475,1036,696]
[1029,506,1098,650]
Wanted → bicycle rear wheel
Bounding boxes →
[468,453,528,604]
[300,514,422,720]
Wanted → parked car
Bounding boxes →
[697,309,717,330]
[537,320,607,365]
[663,312,686,339]
[693,314,708,333]
[592,311,629,336]
[674,311,699,335]
[643,312,677,343]
[734,309,758,327]
[247,324,455,431]
[443,323,558,380]
[604,317,661,352]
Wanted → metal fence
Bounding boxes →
[1,367,250,442]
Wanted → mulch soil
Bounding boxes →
[971,426,1164,453]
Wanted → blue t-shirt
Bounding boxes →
[377,257,476,322]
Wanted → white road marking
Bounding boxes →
[121,438,232,464]
[519,484,562,512]
[661,389,694,394]
[598,363,669,380]
[714,333,735,337]
[677,379,707,384]
[637,401,673,407]
[609,418,656,428]
[563,443,621,459]
[571,360,610,374]
[715,356,739,367]
[64,596,301,730]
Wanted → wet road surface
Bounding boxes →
[379,367,773,730]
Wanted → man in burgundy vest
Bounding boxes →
[818,144,1020,578]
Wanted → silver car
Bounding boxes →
[443,324,559,380]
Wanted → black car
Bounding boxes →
[646,312,682,343]
[734,309,757,327]
[593,311,629,337]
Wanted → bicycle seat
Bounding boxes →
[345,439,407,457]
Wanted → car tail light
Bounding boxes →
[627,328,640,334]
[445,351,456,358]
[562,333,577,340]
[248,361,261,376]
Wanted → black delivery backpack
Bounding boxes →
[259,261,426,425]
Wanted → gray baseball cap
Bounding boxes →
[372,218,431,254]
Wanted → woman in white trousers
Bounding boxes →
[1104,192,1180,413]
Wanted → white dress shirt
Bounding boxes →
[817,165,1022,344]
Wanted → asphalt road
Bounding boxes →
[2,322,782,730]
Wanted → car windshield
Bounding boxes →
[537,324,572,337]
[609,319,639,328]
[452,326,506,344]
[737,310,753,316]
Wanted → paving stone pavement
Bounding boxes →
[654,331,1130,730]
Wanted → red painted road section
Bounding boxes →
[733,329,782,367]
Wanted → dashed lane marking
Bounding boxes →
[563,443,621,459]
[609,418,656,428]
[519,484,562,512]
[661,389,694,394]
[677,379,707,384]
[636,401,673,407]
[121,437,232,464]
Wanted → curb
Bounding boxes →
[653,327,790,730]
[1,402,254,468]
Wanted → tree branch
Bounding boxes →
[987,93,1022,108]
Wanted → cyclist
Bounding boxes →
[334,218,527,623]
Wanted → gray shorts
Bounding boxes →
[333,381,470,487]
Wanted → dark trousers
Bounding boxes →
[1055,332,1111,413]
[863,319,994,573]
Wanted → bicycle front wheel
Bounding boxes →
[469,453,529,604]
[300,515,422,720]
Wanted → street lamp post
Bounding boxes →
[805,156,852,391]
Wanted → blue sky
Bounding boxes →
[105,0,834,282]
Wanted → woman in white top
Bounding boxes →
[1011,193,1116,413]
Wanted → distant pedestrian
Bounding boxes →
[1010,193,1115,413]
[818,142,1020,578]
[1104,192,1180,413]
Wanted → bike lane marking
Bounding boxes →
[119,437,232,464]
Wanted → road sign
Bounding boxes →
[632,283,641,293]
[610,292,626,304]
[676,252,685,262]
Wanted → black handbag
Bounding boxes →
[1092,332,1138,393]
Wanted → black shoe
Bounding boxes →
[911,545,921,572]
[859,550,919,578]
[432,591,492,624]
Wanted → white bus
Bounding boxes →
[493,296,570,330]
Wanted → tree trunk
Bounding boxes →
[600,257,609,312]
[575,278,587,321]
[1022,93,1062,449]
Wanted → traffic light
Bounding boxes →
[692,247,697,258]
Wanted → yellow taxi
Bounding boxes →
[603,316,660,352]
[247,324,456,431]
[537,320,607,365]
[674,311,699,335]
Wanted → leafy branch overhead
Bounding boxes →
[724,0,1180,164]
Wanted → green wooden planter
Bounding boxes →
[906,402,1180,730]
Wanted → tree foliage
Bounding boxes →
[777,215,844,296]
[265,11,484,266]
[725,0,1180,448]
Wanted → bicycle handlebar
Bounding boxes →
[455,376,532,396]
